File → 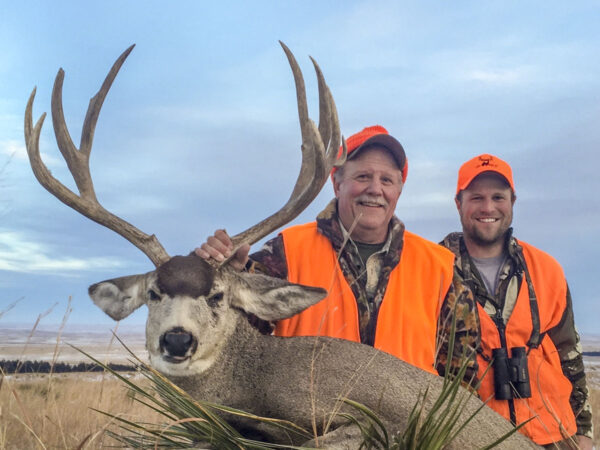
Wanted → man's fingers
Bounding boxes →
[195,243,225,261]
[194,230,249,270]
[214,229,232,246]
[207,235,232,256]
[194,230,235,262]
[194,247,210,259]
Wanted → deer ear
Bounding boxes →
[232,272,327,321]
[88,272,154,320]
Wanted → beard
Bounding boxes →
[460,214,512,249]
[464,225,508,247]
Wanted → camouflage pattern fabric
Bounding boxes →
[249,199,480,383]
[441,230,593,439]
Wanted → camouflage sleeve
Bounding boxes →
[435,267,480,387]
[547,285,593,439]
[247,234,288,279]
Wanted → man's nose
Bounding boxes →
[480,198,495,212]
[366,178,383,193]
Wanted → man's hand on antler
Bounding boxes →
[195,229,250,271]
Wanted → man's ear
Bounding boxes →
[455,195,461,211]
[332,170,343,197]
[333,179,340,197]
[231,272,327,321]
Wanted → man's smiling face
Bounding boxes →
[456,172,515,250]
[333,146,403,244]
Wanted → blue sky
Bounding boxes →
[1,1,599,334]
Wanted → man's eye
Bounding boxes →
[148,289,161,301]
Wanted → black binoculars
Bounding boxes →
[492,346,531,400]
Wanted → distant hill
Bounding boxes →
[0,359,136,374]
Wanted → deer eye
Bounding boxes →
[148,289,161,302]
[207,292,224,308]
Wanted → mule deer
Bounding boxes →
[24,43,538,448]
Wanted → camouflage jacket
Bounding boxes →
[248,199,480,382]
[440,230,593,438]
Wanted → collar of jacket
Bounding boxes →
[314,199,405,268]
[441,228,515,306]
[441,228,522,273]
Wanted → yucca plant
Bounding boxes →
[78,341,313,449]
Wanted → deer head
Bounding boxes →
[88,254,327,375]
[24,42,345,376]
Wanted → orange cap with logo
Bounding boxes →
[456,154,515,196]
[332,125,408,183]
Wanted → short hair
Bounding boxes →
[455,173,516,203]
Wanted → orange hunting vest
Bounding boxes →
[274,222,455,374]
[477,240,576,445]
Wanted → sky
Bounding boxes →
[1,1,599,335]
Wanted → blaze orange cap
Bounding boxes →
[456,154,515,196]
[332,125,408,183]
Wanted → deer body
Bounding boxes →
[89,254,539,449]
[182,329,539,449]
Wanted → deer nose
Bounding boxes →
[160,327,197,358]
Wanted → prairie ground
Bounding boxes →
[1,326,599,448]
[0,371,164,449]
[1,368,598,449]
[592,387,600,445]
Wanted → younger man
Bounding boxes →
[441,154,593,448]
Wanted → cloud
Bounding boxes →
[0,230,126,275]
[0,140,26,160]
[464,67,531,84]
[0,138,64,168]
[427,47,537,87]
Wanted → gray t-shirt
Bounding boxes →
[471,252,507,296]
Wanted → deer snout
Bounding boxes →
[159,327,198,362]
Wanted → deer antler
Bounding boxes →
[24,43,343,269]
[24,44,170,267]
[222,41,346,265]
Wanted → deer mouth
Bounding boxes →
[159,327,198,364]
[162,354,191,364]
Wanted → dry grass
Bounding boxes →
[0,371,163,449]
[1,370,598,449]
[591,383,600,445]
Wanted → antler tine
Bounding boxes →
[219,42,345,267]
[24,45,170,268]
[51,44,136,201]
[310,55,347,174]
[311,56,333,162]
[282,53,346,210]
[80,44,135,159]
[279,41,326,207]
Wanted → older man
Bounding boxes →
[198,125,479,379]
[441,154,593,449]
